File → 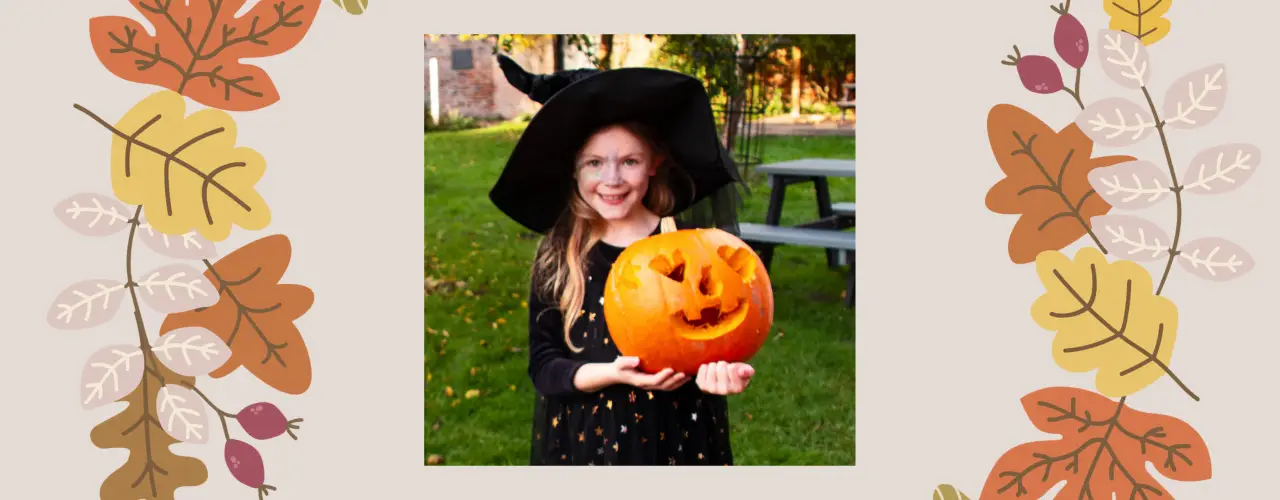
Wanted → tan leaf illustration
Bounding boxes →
[91,359,207,500]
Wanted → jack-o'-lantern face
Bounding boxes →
[603,228,774,375]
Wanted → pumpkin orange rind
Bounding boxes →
[603,228,774,375]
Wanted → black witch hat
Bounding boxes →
[488,54,744,235]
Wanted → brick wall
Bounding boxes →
[424,36,499,119]
[425,35,662,121]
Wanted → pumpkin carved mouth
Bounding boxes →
[644,247,755,340]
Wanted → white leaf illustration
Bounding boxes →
[1181,143,1261,195]
[53,193,132,237]
[1163,64,1227,130]
[1087,160,1172,209]
[154,386,209,445]
[1076,97,1156,147]
[81,344,144,409]
[135,264,219,314]
[152,327,232,377]
[47,279,127,330]
[1097,30,1151,89]
[156,384,210,444]
[138,216,218,260]
[1177,237,1254,281]
[1091,214,1171,261]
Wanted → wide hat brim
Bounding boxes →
[489,67,736,234]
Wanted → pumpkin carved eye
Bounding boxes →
[648,250,687,283]
[717,246,757,282]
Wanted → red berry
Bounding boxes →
[1016,55,1064,94]
[236,402,303,440]
[1054,13,1089,68]
[225,439,265,487]
[225,440,278,500]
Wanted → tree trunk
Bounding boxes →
[722,35,747,155]
[553,35,565,71]
[790,45,802,118]
[599,34,614,69]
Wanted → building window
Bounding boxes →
[451,49,473,70]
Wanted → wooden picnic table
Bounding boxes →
[738,158,857,307]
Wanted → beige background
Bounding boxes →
[3,0,1277,498]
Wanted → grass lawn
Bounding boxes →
[424,122,856,465]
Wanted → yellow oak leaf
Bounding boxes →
[1030,247,1191,399]
[100,90,270,242]
[1105,0,1172,46]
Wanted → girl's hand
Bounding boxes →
[696,361,754,395]
[612,356,689,391]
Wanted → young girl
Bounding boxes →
[489,56,755,465]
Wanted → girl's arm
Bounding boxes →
[526,285,589,396]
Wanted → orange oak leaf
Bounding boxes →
[980,387,1210,500]
[985,104,1136,264]
[160,234,313,394]
[89,0,322,112]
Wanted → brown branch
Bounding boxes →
[1048,266,1199,401]
[179,381,237,441]
[72,104,254,224]
[202,260,289,367]
[121,205,164,497]
[1009,132,1108,252]
[1138,84,1185,297]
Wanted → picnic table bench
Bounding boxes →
[738,158,856,307]
[836,83,856,121]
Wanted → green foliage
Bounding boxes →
[425,110,485,133]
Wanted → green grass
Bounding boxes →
[424,121,855,465]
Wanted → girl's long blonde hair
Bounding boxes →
[531,121,688,352]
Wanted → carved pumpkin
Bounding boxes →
[603,228,774,375]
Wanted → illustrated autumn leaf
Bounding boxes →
[1104,0,1173,46]
[985,104,1136,264]
[932,483,971,500]
[89,0,322,112]
[1030,247,1197,400]
[332,0,369,14]
[75,91,270,243]
[980,387,1210,499]
[160,234,314,394]
[91,357,208,500]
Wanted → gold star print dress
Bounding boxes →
[527,222,734,466]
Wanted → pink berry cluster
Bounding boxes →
[223,402,304,500]
[1001,3,1089,98]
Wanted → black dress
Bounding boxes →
[527,222,734,466]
